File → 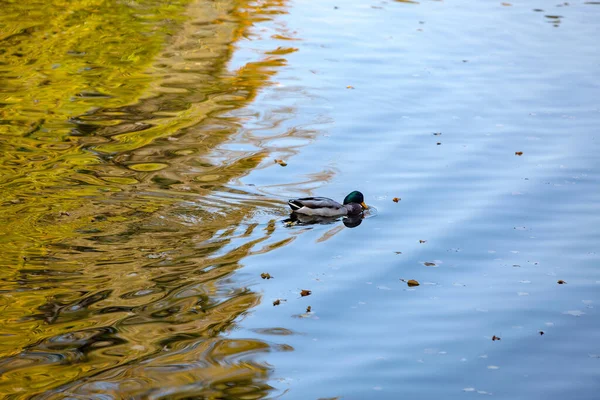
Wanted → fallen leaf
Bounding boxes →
[300,289,311,297]
[501,2,512,6]
[515,151,523,156]
[407,279,420,287]
[419,240,427,243]
[346,85,354,89]
[274,159,287,166]
[261,273,272,279]
[273,299,281,306]
[557,280,566,284]
[539,331,544,335]
[392,197,400,203]
[492,335,501,341]
[306,306,312,313]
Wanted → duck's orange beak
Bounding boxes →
[360,201,369,210]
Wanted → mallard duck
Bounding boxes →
[288,190,368,217]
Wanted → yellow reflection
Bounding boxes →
[0,0,300,397]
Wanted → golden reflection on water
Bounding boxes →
[0,0,304,397]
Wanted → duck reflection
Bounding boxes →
[284,212,363,228]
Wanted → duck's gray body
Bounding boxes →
[288,197,363,217]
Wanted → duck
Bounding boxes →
[288,190,368,217]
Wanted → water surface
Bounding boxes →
[1,0,599,398]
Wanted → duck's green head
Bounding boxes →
[343,191,368,209]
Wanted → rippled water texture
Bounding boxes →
[1,0,600,398]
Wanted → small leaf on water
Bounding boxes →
[557,280,566,284]
[273,299,281,306]
[274,159,287,166]
[501,2,512,6]
[300,289,311,297]
[492,335,501,341]
[306,306,312,313]
[419,240,427,243]
[392,197,400,203]
[407,279,420,287]
[261,273,272,279]
[515,151,523,156]
[346,85,355,89]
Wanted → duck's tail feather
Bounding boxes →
[288,199,303,211]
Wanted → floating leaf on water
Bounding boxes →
[407,279,420,287]
[392,197,400,203]
[300,289,311,297]
[501,2,512,5]
[492,335,501,341]
[261,273,272,279]
[346,85,355,89]
[306,306,312,313]
[515,151,523,156]
[274,159,287,167]
[273,299,281,306]
[557,279,566,284]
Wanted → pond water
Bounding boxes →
[1,0,599,398]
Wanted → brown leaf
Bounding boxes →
[274,159,287,167]
[515,151,523,156]
[419,240,427,244]
[273,299,281,306]
[306,306,312,313]
[407,279,420,287]
[261,273,272,279]
[300,289,311,297]
[392,197,401,203]
[501,2,512,6]
[557,280,566,284]
[492,335,501,341]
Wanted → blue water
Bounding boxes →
[227,1,600,398]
